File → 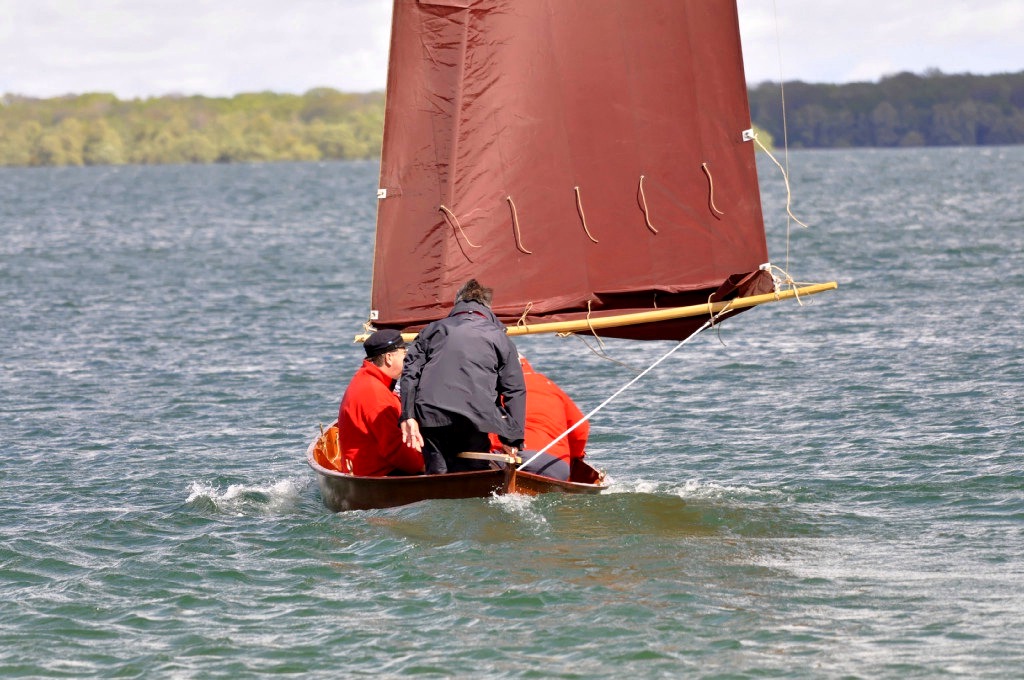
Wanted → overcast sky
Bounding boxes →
[3,0,1022,99]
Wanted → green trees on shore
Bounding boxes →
[3,70,1023,167]
[0,89,383,167]
[749,70,1024,148]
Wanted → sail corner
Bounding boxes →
[742,128,755,142]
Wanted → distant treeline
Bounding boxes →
[0,89,383,167]
[749,70,1024,148]
[3,70,1023,167]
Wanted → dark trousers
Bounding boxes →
[518,451,570,481]
[420,416,491,474]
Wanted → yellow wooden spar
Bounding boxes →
[504,281,837,337]
[356,281,837,343]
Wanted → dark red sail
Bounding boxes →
[370,0,770,340]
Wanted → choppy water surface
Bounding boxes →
[2,148,1022,677]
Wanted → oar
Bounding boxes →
[457,451,521,465]
[458,451,521,494]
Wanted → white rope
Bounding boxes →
[754,135,808,230]
[772,0,795,273]
[516,318,713,472]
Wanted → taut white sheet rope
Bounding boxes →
[516,317,714,472]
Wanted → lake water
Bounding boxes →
[2,147,1022,677]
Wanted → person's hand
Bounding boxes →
[500,443,518,457]
[401,419,423,452]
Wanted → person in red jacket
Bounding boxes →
[492,355,589,480]
[337,329,425,476]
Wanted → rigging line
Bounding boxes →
[573,187,600,243]
[517,318,714,472]
[515,302,534,327]
[637,176,659,233]
[584,299,607,351]
[506,196,533,254]
[772,0,794,273]
[558,301,640,370]
[571,333,642,373]
[705,295,736,327]
[439,205,481,248]
[701,163,725,216]
[771,0,791,173]
[754,135,809,230]
[568,300,640,372]
[706,293,735,345]
[766,264,816,306]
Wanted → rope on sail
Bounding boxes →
[753,136,809,231]
[517,317,715,473]
[515,302,533,326]
[439,205,481,248]
[701,163,725,216]
[637,175,659,234]
[506,196,533,254]
[573,187,600,243]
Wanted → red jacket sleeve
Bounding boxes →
[558,384,589,459]
[374,397,426,474]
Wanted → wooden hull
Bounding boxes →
[306,424,607,512]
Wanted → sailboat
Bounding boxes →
[308,0,836,512]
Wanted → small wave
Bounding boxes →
[489,492,548,526]
[185,477,304,515]
[607,477,791,502]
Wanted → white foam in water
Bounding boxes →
[668,479,791,501]
[602,477,789,502]
[489,492,548,525]
[603,478,662,495]
[185,481,218,503]
[186,477,304,514]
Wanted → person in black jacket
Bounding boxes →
[399,279,526,474]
